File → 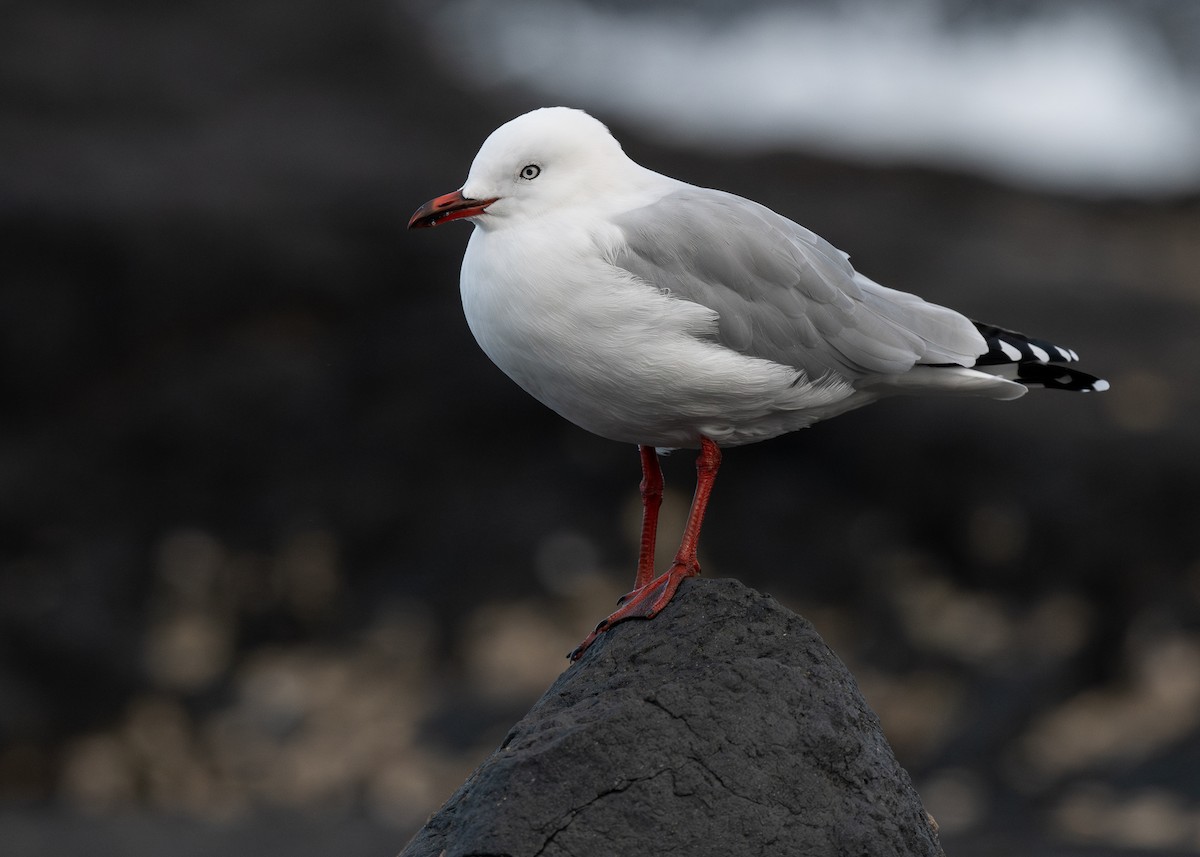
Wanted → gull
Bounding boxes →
[409,107,1107,661]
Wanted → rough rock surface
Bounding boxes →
[399,577,943,857]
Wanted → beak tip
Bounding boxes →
[407,191,498,232]
[407,203,439,230]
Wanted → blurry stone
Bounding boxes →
[0,742,50,800]
[965,501,1029,566]
[855,668,963,765]
[153,528,227,608]
[143,611,234,691]
[367,750,476,832]
[462,601,574,703]
[1113,790,1198,850]
[1053,783,1200,850]
[360,603,438,684]
[59,734,137,814]
[1021,592,1093,664]
[275,530,342,622]
[889,564,1015,665]
[123,694,193,768]
[918,767,987,837]
[399,577,943,857]
[533,529,602,596]
[1014,632,1200,783]
[186,640,432,815]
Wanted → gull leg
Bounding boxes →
[670,436,721,577]
[633,444,664,589]
[570,437,722,661]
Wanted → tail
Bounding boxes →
[971,322,1109,392]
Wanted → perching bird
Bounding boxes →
[409,107,1107,661]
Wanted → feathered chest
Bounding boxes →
[461,224,716,371]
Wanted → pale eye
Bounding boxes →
[519,164,541,180]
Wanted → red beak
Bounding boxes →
[408,190,498,229]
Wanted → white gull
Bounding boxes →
[409,107,1107,660]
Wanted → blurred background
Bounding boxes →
[2,0,1199,854]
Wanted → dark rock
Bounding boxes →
[399,577,943,857]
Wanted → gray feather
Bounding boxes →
[610,187,987,381]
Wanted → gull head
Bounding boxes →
[408,107,633,230]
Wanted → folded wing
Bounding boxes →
[610,186,988,383]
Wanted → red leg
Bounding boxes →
[570,437,722,661]
[671,437,721,575]
[634,445,663,589]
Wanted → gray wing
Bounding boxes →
[610,186,987,381]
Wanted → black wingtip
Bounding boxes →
[1013,362,1109,393]
[972,321,1082,367]
[970,320,1107,392]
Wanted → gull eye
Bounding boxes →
[519,164,541,180]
